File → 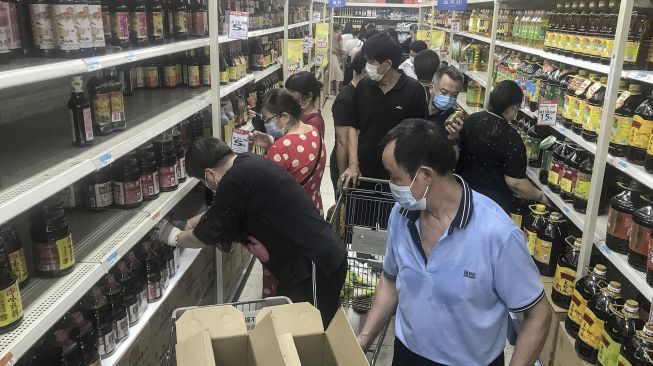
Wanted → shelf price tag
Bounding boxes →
[228,11,249,40]
[125,51,137,62]
[231,128,250,154]
[616,159,629,171]
[84,58,101,71]
[451,21,461,33]
[598,242,611,256]
[313,11,321,22]
[97,152,113,168]
[537,100,558,126]
[107,251,119,266]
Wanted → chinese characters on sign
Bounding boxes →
[231,129,250,153]
[228,11,249,40]
[437,0,467,11]
[328,0,346,8]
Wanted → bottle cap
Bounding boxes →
[607,281,621,294]
[644,324,653,337]
[593,264,607,275]
[71,76,84,93]
[624,300,639,314]
[573,238,582,249]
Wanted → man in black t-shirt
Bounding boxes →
[341,34,428,186]
[456,81,548,212]
[157,138,347,327]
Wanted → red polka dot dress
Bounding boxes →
[266,127,326,215]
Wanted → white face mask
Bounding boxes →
[389,172,428,211]
[366,62,386,82]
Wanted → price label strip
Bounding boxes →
[537,100,558,126]
[84,58,101,71]
[231,128,250,154]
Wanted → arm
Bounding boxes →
[176,230,209,249]
[341,127,361,187]
[509,298,552,366]
[357,274,398,351]
[505,176,549,205]
[186,212,205,229]
[335,126,350,176]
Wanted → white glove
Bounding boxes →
[155,219,182,247]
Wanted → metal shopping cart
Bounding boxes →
[330,177,396,365]
[165,296,292,366]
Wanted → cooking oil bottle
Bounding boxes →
[551,237,581,309]
[523,204,548,257]
[577,281,624,363]
[534,212,567,277]
[565,264,607,338]
[597,299,644,366]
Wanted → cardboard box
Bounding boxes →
[553,321,594,366]
[539,283,569,366]
[175,303,369,366]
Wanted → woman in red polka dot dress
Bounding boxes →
[251,89,327,297]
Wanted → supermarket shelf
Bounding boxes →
[624,70,653,85]
[333,15,377,19]
[0,87,210,224]
[100,247,203,365]
[449,59,489,88]
[248,25,285,38]
[526,167,607,241]
[220,75,255,98]
[456,31,492,44]
[288,20,312,29]
[595,241,653,301]
[252,63,282,82]
[0,39,210,91]
[456,93,483,114]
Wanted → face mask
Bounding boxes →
[432,93,457,111]
[389,172,428,211]
[366,62,386,82]
[204,170,218,194]
[264,119,285,139]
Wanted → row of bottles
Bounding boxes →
[466,80,484,108]
[451,39,489,72]
[335,7,378,18]
[224,0,306,31]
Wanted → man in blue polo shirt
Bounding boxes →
[356,119,551,366]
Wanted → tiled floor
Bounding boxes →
[238,96,515,365]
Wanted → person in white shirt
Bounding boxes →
[341,22,354,45]
[399,40,427,80]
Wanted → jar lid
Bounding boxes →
[607,281,621,294]
[624,300,640,314]
[593,264,607,276]
[644,324,653,338]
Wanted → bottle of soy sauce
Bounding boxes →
[606,182,641,254]
[627,93,653,166]
[628,201,653,272]
[611,84,645,157]
[81,286,116,359]
[617,323,653,366]
[509,195,529,230]
[597,299,644,366]
[565,264,607,338]
[547,141,567,193]
[125,251,148,316]
[539,137,558,184]
[0,223,29,288]
[577,281,625,363]
[0,242,23,334]
[573,155,594,214]
[560,145,585,201]
[29,200,76,277]
[50,329,84,365]
[69,311,101,366]
[103,273,129,342]
[551,236,581,309]
[68,76,94,147]
[534,212,567,277]
[523,204,548,258]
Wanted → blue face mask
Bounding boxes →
[432,93,456,111]
[389,172,428,211]
[264,120,285,139]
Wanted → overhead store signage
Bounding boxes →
[228,11,249,40]
[328,0,347,8]
[437,0,467,11]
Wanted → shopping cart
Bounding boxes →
[164,296,292,366]
[330,177,396,365]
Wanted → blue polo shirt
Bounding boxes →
[383,175,544,365]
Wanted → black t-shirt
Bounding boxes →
[427,108,455,135]
[352,72,428,179]
[455,111,527,212]
[332,83,356,127]
[194,153,346,287]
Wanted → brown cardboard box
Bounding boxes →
[539,283,569,366]
[553,321,593,366]
[175,303,369,366]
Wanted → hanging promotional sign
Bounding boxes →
[437,0,467,11]
[432,30,446,48]
[287,39,304,76]
[328,0,346,8]
[315,23,329,67]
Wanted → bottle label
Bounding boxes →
[144,66,159,88]
[92,93,111,127]
[220,71,229,84]
[192,12,205,36]
[578,308,604,349]
[188,65,200,86]
[174,11,187,33]
[625,41,640,63]
[56,234,75,269]
[647,134,653,155]
[8,249,28,284]
[612,116,633,146]
[510,214,522,229]
[607,208,633,241]
[88,4,105,47]
[140,172,160,197]
[553,265,576,297]
[74,4,93,49]
[139,289,148,314]
[580,36,592,55]
[127,300,140,324]
[533,238,552,265]
[130,11,147,39]
[81,107,94,141]
[111,11,129,40]
[628,222,652,256]
[88,181,113,208]
[604,39,614,59]
[228,66,238,81]
[547,160,562,187]
[6,2,20,49]
[629,115,653,149]
[574,174,591,201]
[147,282,161,300]
[164,65,178,87]
[102,9,111,36]
[0,6,12,53]
[179,156,186,179]
[201,65,211,85]
[583,104,603,133]
[563,95,575,120]
[174,161,181,181]
[524,228,537,256]
[110,91,125,123]
[159,165,178,188]
[97,329,116,356]
[574,100,587,127]
[617,354,634,366]
[151,12,163,37]
[568,288,587,325]
[116,315,129,340]
[560,166,578,195]
[34,233,75,272]
[597,329,621,366]
[0,282,22,327]
[51,4,78,50]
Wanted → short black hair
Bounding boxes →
[410,40,428,53]
[489,80,524,115]
[344,22,353,34]
[433,65,464,86]
[386,28,399,43]
[366,29,379,38]
[414,49,440,82]
[185,138,234,178]
[285,71,322,102]
[380,119,456,177]
[352,51,366,74]
[261,88,302,119]
[358,27,367,40]
[362,33,402,69]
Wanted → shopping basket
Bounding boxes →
[165,296,292,366]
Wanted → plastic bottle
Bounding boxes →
[565,264,607,338]
[560,145,585,201]
[612,84,645,157]
[51,329,84,365]
[114,260,140,324]
[0,240,23,333]
[104,68,126,131]
[68,76,94,147]
[606,182,641,254]
[551,237,581,309]
[129,0,148,47]
[577,281,624,363]
[562,70,587,129]
[29,200,75,277]
[143,60,160,89]
[143,242,162,302]
[601,0,617,65]
[547,141,568,193]
[597,299,644,366]
[103,273,129,341]
[539,137,559,184]
[125,251,148,316]
[157,141,178,192]
[573,155,594,213]
[617,323,653,365]
[147,0,164,44]
[81,286,116,358]
[172,0,187,39]
[628,91,653,166]
[140,151,160,201]
[523,204,548,258]
[0,224,28,288]
[69,311,101,366]
[534,212,567,277]
[88,74,113,135]
[581,76,607,142]
[572,73,597,135]
[628,202,653,272]
[112,157,143,208]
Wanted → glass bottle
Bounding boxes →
[0,224,28,288]
[172,0,187,39]
[68,75,94,147]
[28,0,55,56]
[125,251,148,316]
[110,0,130,48]
[103,273,129,342]
[147,0,164,43]
[69,311,101,366]
[51,0,80,57]
[74,0,94,56]
[29,200,75,277]
[88,0,105,54]
[81,286,116,358]
[0,240,23,333]
[129,0,148,47]
[114,260,140,325]
[112,157,143,209]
